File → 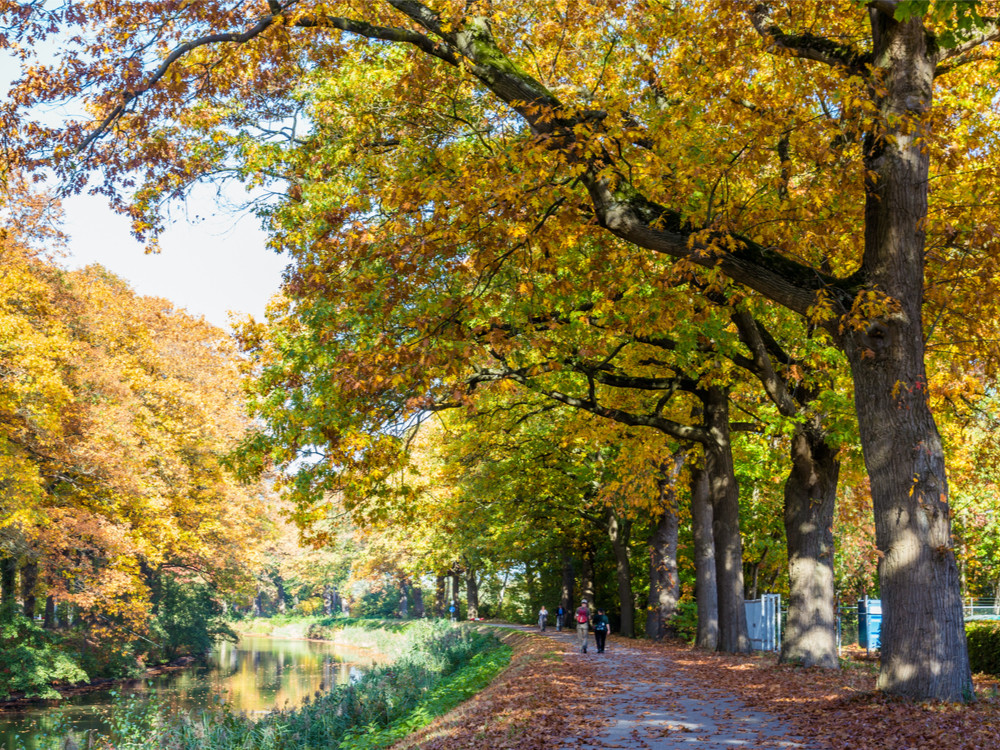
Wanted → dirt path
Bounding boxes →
[498,624,805,749]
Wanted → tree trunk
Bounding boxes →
[450,569,462,616]
[703,386,750,653]
[1,555,17,614]
[646,510,680,641]
[606,509,635,638]
[43,594,57,629]
[781,420,839,668]
[691,464,719,651]
[323,585,334,616]
[434,575,446,617]
[21,559,37,620]
[399,579,409,618]
[413,586,425,618]
[581,546,596,607]
[466,568,479,620]
[842,11,971,701]
[560,553,575,615]
[647,453,684,641]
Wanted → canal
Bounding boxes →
[0,635,380,749]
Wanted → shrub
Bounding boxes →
[0,614,88,699]
[666,600,699,643]
[966,620,1000,677]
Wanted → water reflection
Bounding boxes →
[0,636,379,749]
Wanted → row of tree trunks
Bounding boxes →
[606,509,635,638]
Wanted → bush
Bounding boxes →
[666,600,699,643]
[294,596,325,616]
[966,620,1000,677]
[0,614,88,699]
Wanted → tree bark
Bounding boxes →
[1,555,17,614]
[840,11,972,701]
[399,579,409,618]
[581,546,596,607]
[435,574,446,617]
[781,420,839,668]
[606,508,635,638]
[43,594,57,629]
[646,509,680,641]
[646,453,684,640]
[466,568,479,620]
[413,586,425,618]
[691,463,719,651]
[20,559,37,620]
[703,386,750,653]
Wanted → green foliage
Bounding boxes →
[966,621,1000,677]
[147,573,236,663]
[0,614,87,699]
[666,600,699,644]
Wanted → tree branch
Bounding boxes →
[750,3,871,76]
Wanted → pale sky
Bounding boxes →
[61,190,288,331]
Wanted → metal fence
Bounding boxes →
[745,597,1000,655]
[964,597,1000,621]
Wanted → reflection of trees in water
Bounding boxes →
[0,638,382,748]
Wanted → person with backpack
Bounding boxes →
[555,605,566,631]
[574,599,590,653]
[592,608,610,653]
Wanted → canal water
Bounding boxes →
[0,635,380,749]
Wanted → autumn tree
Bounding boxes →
[15,0,1000,699]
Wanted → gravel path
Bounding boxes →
[497,624,807,749]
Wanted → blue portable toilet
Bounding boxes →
[858,598,882,650]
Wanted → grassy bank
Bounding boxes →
[31,620,509,750]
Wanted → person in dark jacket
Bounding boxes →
[592,608,610,653]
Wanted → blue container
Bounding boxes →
[858,598,882,650]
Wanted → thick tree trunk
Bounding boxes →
[646,509,680,641]
[43,594,57,629]
[413,586,425,618]
[646,453,684,640]
[21,559,37,620]
[691,464,719,651]
[323,585,334,616]
[434,575,446,617]
[560,553,575,615]
[466,569,479,620]
[399,579,409,618]
[844,11,972,701]
[781,420,839,668]
[606,509,635,638]
[703,386,750,653]
[1,555,17,613]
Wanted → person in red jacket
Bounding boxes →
[574,599,591,653]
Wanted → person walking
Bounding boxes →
[574,599,590,653]
[592,608,610,653]
[556,605,565,631]
[538,605,549,632]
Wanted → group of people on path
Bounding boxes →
[538,599,609,653]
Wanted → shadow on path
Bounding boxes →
[489,623,806,749]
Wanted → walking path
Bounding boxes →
[500,624,805,749]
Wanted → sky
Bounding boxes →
[61,190,288,331]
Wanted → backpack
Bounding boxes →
[593,616,607,631]
[575,609,588,624]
